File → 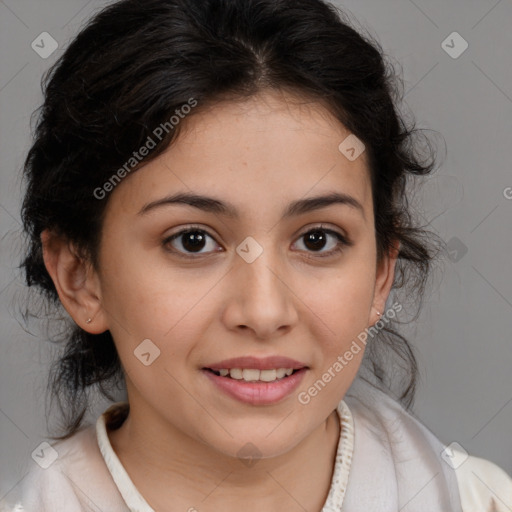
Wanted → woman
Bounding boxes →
[6,0,511,510]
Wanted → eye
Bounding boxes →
[292,225,352,258]
[162,224,352,259]
[162,226,221,258]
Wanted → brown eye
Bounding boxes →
[292,227,351,258]
[163,228,221,256]
[303,230,329,251]
[179,230,207,252]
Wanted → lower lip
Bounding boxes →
[202,368,308,405]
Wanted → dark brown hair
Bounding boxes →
[20,0,444,440]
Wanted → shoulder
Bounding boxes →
[451,448,512,512]
[10,464,83,512]
[343,379,511,511]
[8,423,108,512]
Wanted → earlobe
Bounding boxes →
[40,229,108,334]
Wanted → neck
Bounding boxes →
[107,401,342,512]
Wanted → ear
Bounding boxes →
[41,229,108,334]
[370,239,400,326]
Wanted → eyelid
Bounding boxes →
[162,224,222,258]
[291,223,353,259]
[296,223,351,244]
[163,223,218,241]
[162,223,352,258]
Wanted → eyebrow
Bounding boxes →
[138,191,365,221]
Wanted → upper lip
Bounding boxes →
[204,356,309,371]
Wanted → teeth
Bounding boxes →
[259,369,277,382]
[276,368,287,379]
[214,368,296,382]
[230,368,243,379]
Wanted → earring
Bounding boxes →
[376,311,381,316]
[86,318,92,324]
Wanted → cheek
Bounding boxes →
[102,270,201,339]
[98,242,218,357]
[305,262,376,344]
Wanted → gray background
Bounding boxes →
[1,0,511,505]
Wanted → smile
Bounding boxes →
[202,367,308,405]
[206,367,297,382]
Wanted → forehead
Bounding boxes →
[106,90,372,220]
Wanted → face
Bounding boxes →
[85,89,395,459]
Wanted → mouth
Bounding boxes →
[203,367,303,382]
[201,366,308,405]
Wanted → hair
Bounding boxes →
[20,0,444,441]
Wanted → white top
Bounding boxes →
[4,396,512,512]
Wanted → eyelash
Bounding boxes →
[162,224,353,260]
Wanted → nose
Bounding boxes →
[221,248,299,340]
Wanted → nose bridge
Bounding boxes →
[227,235,298,336]
[237,237,286,302]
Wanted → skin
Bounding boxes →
[42,88,398,512]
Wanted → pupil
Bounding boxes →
[182,231,206,252]
[180,230,327,253]
[304,230,326,251]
